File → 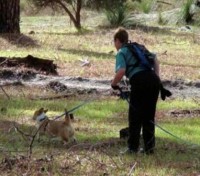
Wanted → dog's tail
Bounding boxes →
[64,109,73,125]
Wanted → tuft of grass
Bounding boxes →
[137,0,155,14]
[157,99,199,110]
[104,3,128,27]
[0,95,200,175]
[1,8,200,175]
[180,0,194,23]
[1,15,200,80]
[158,12,167,25]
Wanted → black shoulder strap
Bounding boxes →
[124,42,141,68]
[124,41,153,70]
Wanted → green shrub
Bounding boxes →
[158,12,166,25]
[104,2,127,27]
[180,0,194,23]
[20,0,27,12]
[104,0,146,27]
[138,0,154,14]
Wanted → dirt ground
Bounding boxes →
[0,57,200,176]
[0,62,200,99]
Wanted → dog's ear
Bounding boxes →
[38,108,44,113]
[44,109,48,113]
[64,108,68,113]
[69,114,74,120]
[64,108,69,118]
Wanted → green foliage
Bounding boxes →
[1,95,200,175]
[104,3,128,27]
[105,1,145,27]
[20,0,27,11]
[158,12,167,25]
[83,0,126,10]
[158,99,199,110]
[27,0,82,29]
[137,0,154,14]
[180,0,194,23]
[103,0,150,27]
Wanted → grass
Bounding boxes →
[137,0,154,14]
[0,12,200,175]
[1,15,200,80]
[0,95,200,175]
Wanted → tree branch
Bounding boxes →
[157,1,172,5]
[56,0,77,25]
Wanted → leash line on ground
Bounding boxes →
[51,88,200,148]
[119,88,200,148]
[152,121,200,147]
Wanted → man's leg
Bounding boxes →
[127,84,142,152]
[142,78,159,154]
[142,105,156,154]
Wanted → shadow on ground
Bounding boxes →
[58,48,113,59]
[0,118,199,175]
[0,33,39,48]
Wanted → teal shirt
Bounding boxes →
[115,45,146,79]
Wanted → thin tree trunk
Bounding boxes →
[75,0,82,29]
[0,0,20,33]
[57,0,82,30]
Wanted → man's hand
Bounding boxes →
[160,84,172,100]
[111,85,120,90]
[111,68,125,88]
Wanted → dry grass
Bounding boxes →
[0,14,200,175]
[0,16,199,81]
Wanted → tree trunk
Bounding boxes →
[0,0,20,33]
[57,0,82,30]
[74,0,82,30]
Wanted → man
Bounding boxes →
[111,27,160,154]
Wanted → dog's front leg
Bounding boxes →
[37,131,41,142]
[71,137,77,144]
[62,138,69,146]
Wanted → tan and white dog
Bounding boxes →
[32,108,75,144]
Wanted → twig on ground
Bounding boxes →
[128,162,137,176]
[98,148,120,169]
[157,1,172,5]
[192,98,200,106]
[0,86,10,99]
[9,117,45,159]
[13,123,33,141]
[0,59,7,66]
[0,148,28,153]
[28,121,49,158]
[30,94,73,100]
[67,142,93,151]
[20,87,26,98]
[28,127,41,158]
[77,151,106,169]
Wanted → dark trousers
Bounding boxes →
[128,71,160,152]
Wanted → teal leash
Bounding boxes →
[53,99,91,121]
[52,88,200,148]
[153,121,200,147]
[118,88,200,148]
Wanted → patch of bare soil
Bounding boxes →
[0,69,37,81]
[0,55,57,75]
[0,155,54,174]
[169,109,200,118]
[0,56,199,99]
[0,120,16,133]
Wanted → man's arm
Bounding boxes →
[153,57,159,77]
[111,68,125,87]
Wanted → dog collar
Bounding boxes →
[37,112,47,122]
[39,117,46,122]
